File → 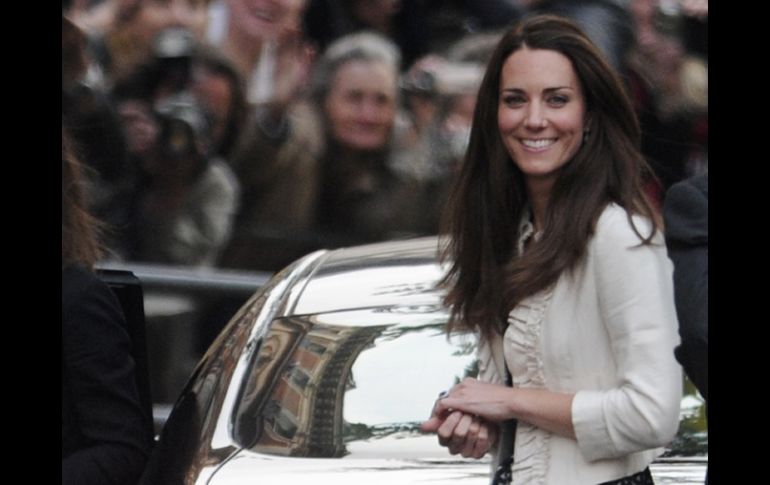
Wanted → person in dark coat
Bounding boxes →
[62,129,153,485]
[663,173,708,403]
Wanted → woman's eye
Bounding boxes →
[548,95,569,106]
[502,95,525,106]
[345,91,364,103]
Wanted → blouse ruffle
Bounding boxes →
[502,211,555,484]
[504,285,554,484]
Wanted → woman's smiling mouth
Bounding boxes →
[520,138,557,150]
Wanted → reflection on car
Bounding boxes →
[139,237,707,485]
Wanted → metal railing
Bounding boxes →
[95,260,274,436]
[96,260,273,297]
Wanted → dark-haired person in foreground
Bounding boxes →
[62,130,152,485]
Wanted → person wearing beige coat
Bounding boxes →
[474,205,681,484]
[421,16,683,485]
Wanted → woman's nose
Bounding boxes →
[524,104,547,129]
[359,99,385,122]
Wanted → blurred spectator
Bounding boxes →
[303,0,428,69]
[131,98,241,266]
[190,46,248,161]
[99,26,246,266]
[110,72,241,266]
[627,0,708,208]
[220,32,427,271]
[310,33,425,239]
[396,43,491,232]
[108,25,200,105]
[398,30,505,228]
[62,127,153,485]
[110,24,249,159]
[63,14,134,257]
[524,0,635,78]
[67,0,212,86]
[211,2,321,272]
[207,0,314,109]
[109,80,160,259]
[303,0,523,70]
[398,32,500,179]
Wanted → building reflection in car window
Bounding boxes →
[233,316,478,459]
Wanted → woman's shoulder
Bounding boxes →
[594,203,661,247]
[62,264,101,299]
[62,264,122,321]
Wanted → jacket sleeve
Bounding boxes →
[571,209,683,461]
[663,175,708,401]
[228,101,324,231]
[62,268,151,485]
[165,160,241,266]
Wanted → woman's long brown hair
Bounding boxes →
[62,127,104,269]
[441,15,661,340]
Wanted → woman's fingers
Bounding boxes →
[470,420,491,458]
[437,410,464,448]
[447,413,474,454]
[427,408,497,459]
[420,415,443,433]
[458,416,481,457]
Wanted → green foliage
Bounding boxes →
[667,375,708,456]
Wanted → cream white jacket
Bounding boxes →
[477,204,683,485]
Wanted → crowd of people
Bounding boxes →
[63,0,707,273]
[63,2,708,484]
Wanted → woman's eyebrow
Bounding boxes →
[500,86,575,93]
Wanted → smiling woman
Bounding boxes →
[308,32,424,242]
[323,59,398,152]
[220,30,431,271]
[423,14,681,485]
[497,47,587,205]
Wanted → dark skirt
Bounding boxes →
[598,467,654,485]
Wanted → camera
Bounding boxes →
[152,27,197,97]
[401,62,484,97]
[154,93,211,161]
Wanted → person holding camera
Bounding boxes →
[132,98,240,266]
[110,74,240,267]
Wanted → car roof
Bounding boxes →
[284,236,450,317]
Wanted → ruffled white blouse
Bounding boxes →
[477,204,682,485]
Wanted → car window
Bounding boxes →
[233,307,478,458]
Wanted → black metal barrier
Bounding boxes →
[95,261,272,436]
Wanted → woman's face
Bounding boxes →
[132,0,210,43]
[497,47,587,192]
[324,60,397,151]
[226,0,306,41]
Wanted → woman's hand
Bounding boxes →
[271,30,315,115]
[420,379,508,459]
[422,378,577,443]
[431,378,517,423]
[421,409,498,459]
